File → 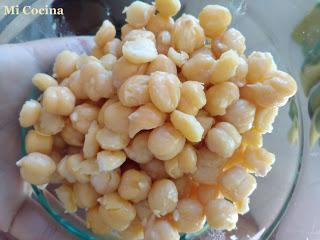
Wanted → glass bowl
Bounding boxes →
[9,0,308,239]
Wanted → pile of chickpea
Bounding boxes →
[17,0,297,239]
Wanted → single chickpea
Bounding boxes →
[210,50,240,84]
[148,179,178,216]
[164,156,183,179]
[83,121,100,158]
[19,100,41,128]
[135,200,153,225]
[122,29,156,44]
[70,103,99,134]
[254,106,279,134]
[76,54,100,70]
[144,218,180,240]
[55,184,77,213]
[121,24,137,40]
[97,150,126,172]
[34,108,65,136]
[149,71,181,113]
[181,54,215,85]
[177,143,197,174]
[61,120,84,147]
[205,82,239,116]
[122,38,158,64]
[73,182,99,209]
[77,159,99,176]
[17,152,56,185]
[90,169,121,194]
[156,31,172,55]
[100,54,117,70]
[32,73,58,91]
[86,206,111,235]
[120,218,144,240]
[220,166,257,202]
[42,86,76,116]
[155,0,181,18]
[197,184,219,205]
[199,5,232,39]
[103,101,134,134]
[103,38,122,58]
[196,110,215,138]
[147,54,177,75]
[140,159,169,180]
[98,192,136,231]
[97,98,118,127]
[95,20,116,48]
[57,155,76,183]
[148,123,186,161]
[96,127,130,150]
[222,99,256,133]
[205,199,238,231]
[174,175,193,199]
[25,130,53,155]
[128,103,167,138]
[91,46,104,59]
[68,70,87,100]
[192,147,226,185]
[112,56,148,89]
[235,197,250,215]
[241,128,263,148]
[167,47,189,67]
[125,132,153,164]
[53,50,79,79]
[172,199,206,233]
[124,1,155,28]
[172,14,205,54]
[146,14,174,35]
[230,56,248,87]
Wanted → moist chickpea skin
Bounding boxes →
[19,100,41,128]
[32,73,58,91]
[167,47,189,67]
[156,31,172,55]
[124,1,155,28]
[96,127,130,151]
[55,184,77,213]
[83,121,100,158]
[95,20,116,47]
[125,132,153,164]
[103,38,122,58]
[90,169,121,194]
[74,182,100,209]
[97,150,126,172]
[147,54,177,75]
[25,130,53,154]
[70,103,99,134]
[53,50,79,79]
[140,159,169,180]
[146,14,174,35]
[155,0,181,18]
[86,206,111,235]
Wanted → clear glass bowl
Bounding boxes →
[8,0,309,239]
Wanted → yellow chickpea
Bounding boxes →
[147,54,177,75]
[95,20,116,48]
[148,123,186,161]
[57,155,76,183]
[96,127,130,150]
[174,175,193,199]
[167,47,189,67]
[100,54,117,70]
[97,98,118,127]
[155,0,181,18]
[205,199,238,231]
[119,75,150,107]
[70,103,99,134]
[124,1,155,28]
[42,86,76,116]
[122,29,156,44]
[86,206,111,235]
[90,169,121,194]
[172,14,205,54]
[68,70,87,100]
[125,132,153,164]
[99,192,136,231]
[156,31,172,55]
[61,120,84,147]
[135,200,152,225]
[17,152,56,185]
[205,82,239,116]
[122,38,158,64]
[164,156,183,179]
[32,73,58,91]
[144,218,180,240]
[128,103,167,138]
[197,184,219,205]
[195,110,215,138]
[254,106,279,134]
[230,56,248,87]
[220,166,257,202]
[34,108,65,136]
[149,71,181,113]
[120,217,144,240]
[19,100,41,128]
[65,154,92,183]
[53,50,79,79]
[146,14,174,35]
[73,182,99,209]
[235,197,250,215]
[25,130,53,155]
[241,128,263,148]
[121,23,137,40]
[199,5,232,39]
[76,54,100,70]
[91,46,104,59]
[97,150,126,172]
[83,121,100,158]
[103,38,122,58]
[55,184,77,213]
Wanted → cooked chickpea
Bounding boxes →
[96,128,130,151]
[25,130,53,155]
[242,128,263,148]
[65,154,92,183]
[42,86,76,116]
[155,0,181,18]
[17,152,56,185]
[76,54,100,69]
[61,120,84,147]
[90,169,121,194]
[103,38,122,58]
[86,206,111,235]
[172,15,205,54]
[77,159,99,176]
[70,103,99,134]
[146,14,174,35]
[144,218,180,240]
[128,103,167,138]
[97,150,126,172]
[121,23,137,40]
[95,20,116,47]
[254,106,279,134]
[230,56,248,87]
[124,1,155,28]
[205,199,238,231]
[147,54,177,75]
[19,100,41,128]
[91,46,104,59]
[196,110,215,138]
[140,159,168,180]
[199,5,232,39]
[206,122,242,158]
[197,184,219,205]
[57,155,76,183]
[120,218,144,240]
[119,75,150,107]
[220,166,257,202]
[99,192,136,231]
[123,38,158,64]
[222,99,256,133]
[68,70,87,99]
[174,176,193,198]
[103,101,134,134]
[149,71,181,113]
[156,31,171,55]
[97,98,118,127]
[34,108,65,135]
[53,50,79,79]
[164,156,183,179]
[148,123,186,161]
[55,184,77,213]
[32,73,58,91]
[135,200,152,225]
[125,132,153,164]
[172,199,205,233]
[167,47,189,67]
[100,54,117,70]
[205,82,239,116]
[235,197,250,215]
[122,29,156,44]
[148,179,178,216]
[83,121,100,158]
[74,182,99,208]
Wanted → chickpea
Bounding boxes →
[70,103,99,134]
[119,75,150,107]
[222,99,256,133]
[120,218,144,240]
[17,152,56,185]
[172,199,205,233]
[100,54,117,70]
[210,50,240,84]
[61,120,84,147]
[99,192,136,231]
[230,56,248,87]
[174,175,193,198]
[34,108,65,136]
[32,73,58,91]
[149,71,181,113]
[64,154,92,183]
[146,14,174,35]
[220,166,257,202]
[192,147,226,185]
[156,31,171,55]
[98,98,118,127]
[140,158,169,180]
[129,103,167,138]
[53,50,79,79]
[121,24,137,40]
[155,0,181,18]
[124,1,155,28]
[205,199,238,231]
[147,54,177,75]
[103,101,134,134]
[191,47,214,58]
[148,179,178,216]
[235,197,250,215]
[122,29,156,45]
[254,106,279,134]
[95,20,116,47]
[112,56,148,89]
[123,38,158,64]
[68,70,87,100]
[91,46,104,59]
[165,157,183,179]
[96,127,130,150]
[25,130,53,155]
[195,110,215,138]
[103,38,122,58]
[167,47,189,67]
[197,184,219,205]
[135,200,153,225]
[86,206,111,235]
[242,128,263,148]
[144,218,180,240]
[57,155,76,183]
[77,159,99,176]
[172,14,205,54]
[76,54,100,70]
[125,132,153,164]
[74,182,99,209]
[19,100,41,128]
[199,5,232,39]
[177,81,207,115]
[83,121,100,158]
[181,54,215,85]
[90,169,121,194]
[55,184,77,213]
[42,86,76,116]
[97,150,126,172]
